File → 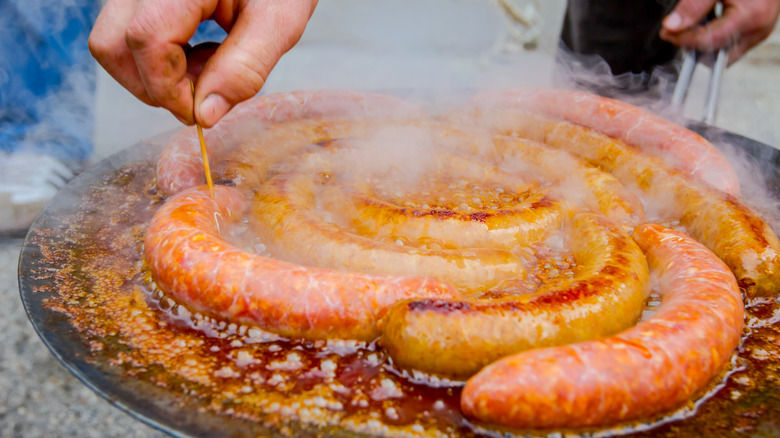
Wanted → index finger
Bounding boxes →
[89,0,157,106]
[661,6,743,52]
[662,0,718,34]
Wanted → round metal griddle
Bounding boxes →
[17,144,261,437]
[18,124,780,438]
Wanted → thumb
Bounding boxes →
[193,1,317,127]
[663,0,718,32]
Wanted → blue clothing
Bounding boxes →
[193,21,227,46]
[0,1,226,165]
[0,0,99,164]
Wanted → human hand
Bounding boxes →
[89,0,318,127]
[660,0,780,64]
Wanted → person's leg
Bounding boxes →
[0,0,99,231]
[0,0,100,167]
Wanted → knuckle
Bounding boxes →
[87,33,105,58]
[208,55,268,102]
[124,17,156,50]
[88,29,115,59]
[228,68,266,101]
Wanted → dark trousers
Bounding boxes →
[559,0,680,96]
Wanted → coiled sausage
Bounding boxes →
[156,89,424,195]
[461,223,744,429]
[472,88,740,195]
[462,108,780,297]
[144,185,458,341]
[379,213,649,379]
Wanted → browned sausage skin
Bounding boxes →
[144,185,458,341]
[146,89,770,432]
[460,108,780,297]
[156,90,425,195]
[461,224,745,429]
[249,143,545,293]
[472,88,740,195]
[378,213,649,379]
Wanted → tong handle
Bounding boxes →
[670,2,729,125]
[671,49,698,108]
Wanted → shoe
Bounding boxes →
[0,152,76,234]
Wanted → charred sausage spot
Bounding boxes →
[407,299,473,313]
[214,179,236,187]
[468,211,489,223]
[725,195,770,248]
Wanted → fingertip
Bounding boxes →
[87,29,102,59]
[662,0,718,34]
[173,112,193,125]
[158,78,197,125]
[198,93,231,127]
[663,12,683,31]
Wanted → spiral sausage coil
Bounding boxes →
[145,89,777,430]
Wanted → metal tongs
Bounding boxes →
[670,2,730,125]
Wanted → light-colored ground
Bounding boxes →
[3,1,780,436]
[0,240,167,438]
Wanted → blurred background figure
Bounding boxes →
[0,0,226,233]
[558,0,680,98]
[0,0,98,232]
[558,0,780,99]
[0,0,98,165]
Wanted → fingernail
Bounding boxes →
[664,12,682,30]
[200,93,230,127]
